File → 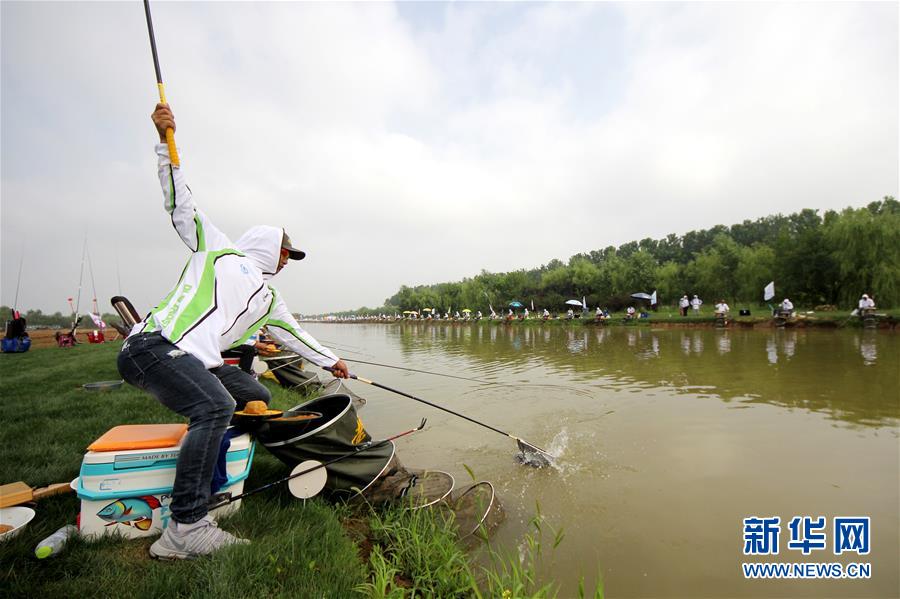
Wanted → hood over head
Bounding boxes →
[235,225,283,278]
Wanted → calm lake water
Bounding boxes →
[302,323,899,598]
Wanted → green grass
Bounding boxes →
[354,499,603,599]
[0,342,365,598]
[0,342,603,598]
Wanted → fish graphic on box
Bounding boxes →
[97,496,162,531]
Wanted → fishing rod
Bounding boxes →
[324,367,554,467]
[143,0,179,167]
[209,418,426,508]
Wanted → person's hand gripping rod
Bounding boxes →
[143,0,179,166]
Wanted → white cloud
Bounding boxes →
[2,2,897,314]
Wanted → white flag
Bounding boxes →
[764,281,775,301]
[650,290,658,305]
[582,296,587,311]
[89,312,106,329]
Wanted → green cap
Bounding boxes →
[35,545,53,559]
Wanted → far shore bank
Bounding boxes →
[302,311,898,331]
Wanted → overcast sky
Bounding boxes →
[2,1,897,315]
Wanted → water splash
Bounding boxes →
[547,428,570,459]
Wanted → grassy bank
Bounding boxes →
[0,342,366,597]
[0,342,600,598]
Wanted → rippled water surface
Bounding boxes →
[302,323,899,597]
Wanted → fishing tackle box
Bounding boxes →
[74,423,254,539]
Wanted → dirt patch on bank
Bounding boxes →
[23,328,124,349]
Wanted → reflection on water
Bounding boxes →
[386,323,898,427]
[766,336,778,364]
[716,331,731,355]
[783,330,796,359]
[308,323,899,597]
[859,331,878,366]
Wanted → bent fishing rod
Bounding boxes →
[143,0,180,166]
[209,418,426,509]
[324,367,554,466]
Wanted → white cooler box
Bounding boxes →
[75,423,254,539]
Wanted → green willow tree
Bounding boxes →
[358,198,897,316]
[825,200,900,306]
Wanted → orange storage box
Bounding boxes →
[87,423,188,452]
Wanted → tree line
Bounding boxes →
[335,197,897,316]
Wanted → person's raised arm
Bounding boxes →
[264,292,349,378]
[151,103,230,252]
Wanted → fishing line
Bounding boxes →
[317,343,376,359]
[342,357,591,395]
[316,338,372,353]
[115,245,122,296]
[13,247,24,310]
[72,237,88,328]
[262,353,588,396]
[86,245,99,315]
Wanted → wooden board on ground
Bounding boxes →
[0,481,72,508]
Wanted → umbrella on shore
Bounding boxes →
[509,301,524,308]
[461,309,471,313]
[631,293,652,301]
[565,299,583,307]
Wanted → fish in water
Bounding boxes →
[514,446,553,468]
[515,450,552,468]
[97,496,161,531]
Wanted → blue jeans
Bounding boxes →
[117,333,270,523]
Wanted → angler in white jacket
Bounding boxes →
[118,103,349,560]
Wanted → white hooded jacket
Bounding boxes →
[131,144,338,370]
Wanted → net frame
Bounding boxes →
[450,481,504,541]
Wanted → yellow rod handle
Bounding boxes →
[165,128,179,167]
[157,83,180,167]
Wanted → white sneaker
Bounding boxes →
[149,516,249,560]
